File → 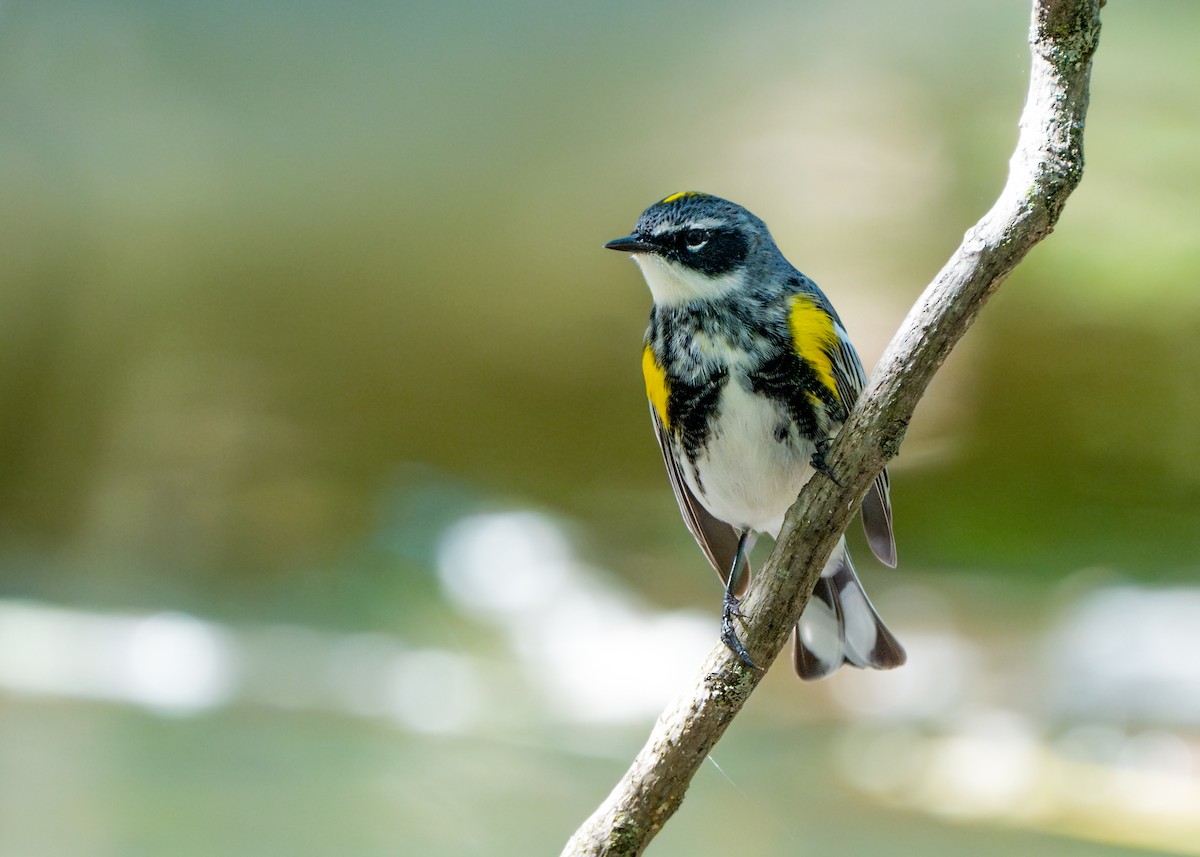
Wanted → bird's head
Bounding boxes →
[605,192,778,305]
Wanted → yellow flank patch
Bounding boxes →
[789,295,841,401]
[660,191,702,204]
[642,345,671,427]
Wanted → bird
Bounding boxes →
[604,191,905,680]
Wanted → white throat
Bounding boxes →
[631,254,744,306]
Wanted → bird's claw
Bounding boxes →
[720,591,761,671]
[811,438,841,486]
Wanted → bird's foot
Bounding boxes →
[720,589,760,671]
[811,438,841,486]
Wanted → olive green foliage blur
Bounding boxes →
[1,0,1198,620]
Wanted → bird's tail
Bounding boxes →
[792,537,906,681]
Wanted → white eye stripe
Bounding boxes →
[648,217,725,236]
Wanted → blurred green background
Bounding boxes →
[2,0,1199,855]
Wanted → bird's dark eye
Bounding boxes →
[683,229,710,252]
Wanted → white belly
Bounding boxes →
[684,379,814,537]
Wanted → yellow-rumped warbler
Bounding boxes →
[605,191,905,679]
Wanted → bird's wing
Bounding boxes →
[827,313,897,568]
[859,467,896,567]
[649,404,749,595]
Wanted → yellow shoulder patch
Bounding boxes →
[788,295,841,401]
[642,345,671,427]
[660,191,703,204]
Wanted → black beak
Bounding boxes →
[604,234,656,253]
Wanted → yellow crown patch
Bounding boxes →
[660,191,704,204]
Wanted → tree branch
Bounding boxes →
[563,1,1102,854]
